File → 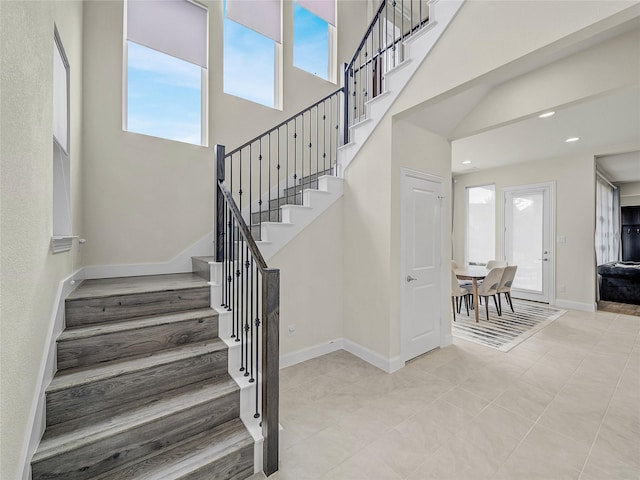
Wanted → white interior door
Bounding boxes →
[401,169,442,362]
[504,184,553,303]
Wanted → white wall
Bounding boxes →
[619,181,640,206]
[270,200,343,356]
[452,154,597,309]
[0,2,84,479]
[81,0,368,268]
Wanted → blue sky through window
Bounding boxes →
[127,41,202,145]
[223,16,275,108]
[293,3,329,80]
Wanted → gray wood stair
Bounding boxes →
[31,273,255,480]
[56,308,219,370]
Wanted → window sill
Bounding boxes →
[51,236,76,254]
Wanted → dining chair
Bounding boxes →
[497,265,518,313]
[469,266,505,320]
[486,260,508,269]
[451,269,470,321]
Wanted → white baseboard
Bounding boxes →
[554,299,596,312]
[441,333,454,347]
[343,339,404,373]
[19,268,85,480]
[279,339,344,369]
[84,232,213,279]
[279,338,407,373]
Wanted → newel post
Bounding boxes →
[342,62,350,146]
[215,144,226,263]
[261,268,280,476]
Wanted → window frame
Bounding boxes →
[292,1,336,83]
[122,0,209,146]
[222,1,283,109]
[52,26,73,253]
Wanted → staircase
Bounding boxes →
[30,273,255,480]
[218,0,464,263]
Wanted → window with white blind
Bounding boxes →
[466,185,496,265]
[52,26,73,253]
[224,0,282,109]
[293,0,335,82]
[124,0,208,146]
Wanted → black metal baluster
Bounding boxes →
[235,221,240,340]
[276,129,280,220]
[221,200,227,308]
[225,204,233,312]
[293,119,298,206]
[301,114,305,205]
[258,141,262,234]
[308,110,312,193]
[249,256,255,384]
[268,133,272,221]
[315,106,319,188]
[410,0,413,35]
[286,122,290,206]
[229,218,238,338]
[244,244,250,376]
[254,264,260,419]
[236,229,244,356]
[322,101,326,176]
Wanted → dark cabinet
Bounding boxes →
[621,206,640,262]
[621,206,640,225]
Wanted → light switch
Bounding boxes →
[557,235,566,244]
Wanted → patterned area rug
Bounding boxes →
[452,298,567,352]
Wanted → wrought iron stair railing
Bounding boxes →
[214,1,432,476]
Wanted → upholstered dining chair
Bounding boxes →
[470,266,505,320]
[451,269,470,321]
[486,260,508,269]
[497,265,518,313]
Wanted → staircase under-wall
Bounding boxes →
[30,272,255,480]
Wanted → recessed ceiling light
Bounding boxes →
[538,111,555,118]
[462,160,472,165]
[565,137,580,143]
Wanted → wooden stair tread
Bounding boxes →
[34,376,239,463]
[93,418,253,480]
[67,273,209,300]
[58,308,217,341]
[47,339,227,393]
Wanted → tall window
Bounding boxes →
[293,0,334,81]
[224,0,281,108]
[466,185,495,265]
[124,0,208,146]
[52,26,72,253]
[596,175,619,265]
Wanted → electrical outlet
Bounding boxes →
[288,325,295,336]
[559,285,566,293]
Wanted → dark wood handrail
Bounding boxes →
[346,0,388,70]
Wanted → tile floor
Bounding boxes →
[250,309,640,479]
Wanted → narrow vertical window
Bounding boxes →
[124,0,208,146]
[52,26,72,253]
[466,185,495,265]
[293,0,335,82]
[224,0,282,109]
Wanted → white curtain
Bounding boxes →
[595,175,619,265]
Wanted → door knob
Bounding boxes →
[406,275,417,282]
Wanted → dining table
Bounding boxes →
[454,265,489,323]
